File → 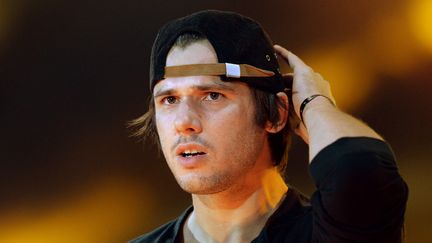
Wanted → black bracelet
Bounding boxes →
[299,94,335,124]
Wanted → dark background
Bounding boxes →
[1,0,431,242]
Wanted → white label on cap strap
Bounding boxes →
[225,63,241,78]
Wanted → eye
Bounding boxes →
[205,92,222,101]
[163,96,178,104]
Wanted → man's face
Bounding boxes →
[153,40,272,195]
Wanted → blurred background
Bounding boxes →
[1,0,431,242]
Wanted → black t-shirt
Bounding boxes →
[130,137,408,243]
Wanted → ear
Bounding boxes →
[265,92,289,133]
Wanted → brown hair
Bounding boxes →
[129,32,294,174]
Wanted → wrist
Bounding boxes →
[299,94,336,124]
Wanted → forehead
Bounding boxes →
[166,39,218,67]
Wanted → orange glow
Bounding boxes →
[0,1,24,48]
[301,45,375,111]
[409,0,432,53]
[363,14,422,77]
[0,1,12,46]
[0,177,154,243]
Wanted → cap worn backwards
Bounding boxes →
[149,9,291,93]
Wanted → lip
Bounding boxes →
[175,143,208,156]
[174,143,208,168]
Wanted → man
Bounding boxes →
[130,10,408,243]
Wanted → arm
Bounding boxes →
[308,137,408,242]
[274,45,382,162]
[274,45,408,242]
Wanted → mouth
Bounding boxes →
[175,144,208,167]
[180,150,206,158]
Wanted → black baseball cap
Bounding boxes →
[149,9,291,93]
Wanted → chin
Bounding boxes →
[176,173,230,195]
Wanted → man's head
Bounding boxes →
[131,10,294,192]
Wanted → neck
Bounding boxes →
[185,168,288,243]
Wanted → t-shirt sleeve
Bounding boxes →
[309,137,408,243]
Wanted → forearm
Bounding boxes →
[303,96,383,162]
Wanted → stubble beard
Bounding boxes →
[173,126,266,195]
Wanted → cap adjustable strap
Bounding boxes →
[164,63,275,78]
[225,63,241,78]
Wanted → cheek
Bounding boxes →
[155,108,174,132]
[206,106,238,129]
[212,101,255,126]
[206,103,257,141]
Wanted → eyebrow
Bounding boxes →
[153,82,236,98]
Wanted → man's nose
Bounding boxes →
[174,101,203,136]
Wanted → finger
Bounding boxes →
[274,45,311,73]
[273,44,290,62]
[285,51,310,72]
